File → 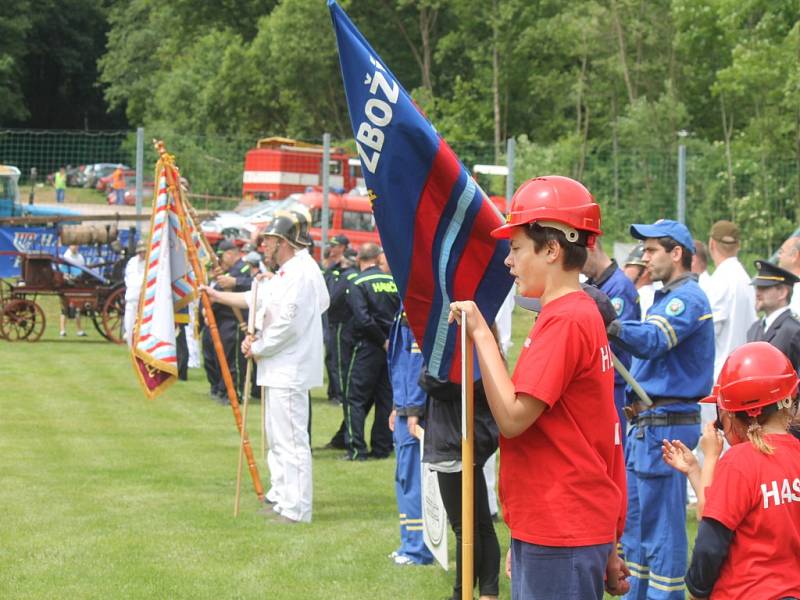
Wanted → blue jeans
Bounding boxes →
[115,189,125,205]
[56,188,65,203]
[511,539,612,600]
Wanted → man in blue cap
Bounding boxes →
[606,219,715,600]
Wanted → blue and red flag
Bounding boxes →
[329,1,514,381]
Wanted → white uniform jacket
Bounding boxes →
[248,252,329,389]
[124,256,145,304]
[705,257,757,379]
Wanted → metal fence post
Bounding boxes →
[505,138,516,204]
[135,127,144,237]
[321,133,331,259]
[677,143,686,225]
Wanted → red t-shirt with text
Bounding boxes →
[500,290,626,546]
[702,434,800,600]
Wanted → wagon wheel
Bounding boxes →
[101,286,126,344]
[0,299,46,342]
[91,308,108,340]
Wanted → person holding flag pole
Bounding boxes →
[131,141,264,505]
[449,176,629,599]
[329,2,512,596]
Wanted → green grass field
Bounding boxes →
[0,298,695,599]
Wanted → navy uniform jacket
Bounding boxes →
[588,260,641,391]
[212,258,252,322]
[387,310,426,417]
[746,308,800,372]
[345,265,401,347]
[615,273,715,401]
[327,265,358,324]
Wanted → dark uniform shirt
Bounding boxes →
[212,258,252,322]
[746,308,800,372]
[327,265,358,324]
[345,265,400,347]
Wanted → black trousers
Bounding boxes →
[329,325,352,448]
[344,340,393,459]
[324,320,344,402]
[176,323,188,381]
[202,317,244,397]
[437,465,500,599]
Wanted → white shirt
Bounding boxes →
[698,270,711,291]
[494,288,515,356]
[124,255,146,303]
[706,257,757,379]
[790,283,800,317]
[63,247,85,267]
[248,252,328,389]
[296,249,330,314]
[764,305,792,333]
[638,284,656,319]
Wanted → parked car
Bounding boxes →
[97,168,136,193]
[106,183,155,206]
[290,190,380,260]
[84,163,127,189]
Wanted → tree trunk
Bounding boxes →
[610,0,635,104]
[492,0,501,163]
[719,93,735,217]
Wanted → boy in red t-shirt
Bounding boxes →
[662,341,800,600]
[451,176,629,599]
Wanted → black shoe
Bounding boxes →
[327,396,343,406]
[340,452,367,462]
[323,440,346,450]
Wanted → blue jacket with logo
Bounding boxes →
[615,273,714,401]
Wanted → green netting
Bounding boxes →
[1,128,796,260]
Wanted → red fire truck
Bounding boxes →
[242,137,364,201]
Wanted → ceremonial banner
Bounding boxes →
[329,1,514,381]
[131,162,196,399]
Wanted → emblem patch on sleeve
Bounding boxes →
[611,297,624,316]
[666,298,685,316]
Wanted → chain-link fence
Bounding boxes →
[1,127,797,263]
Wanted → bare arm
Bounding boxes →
[450,301,546,438]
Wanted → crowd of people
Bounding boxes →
[122,178,800,598]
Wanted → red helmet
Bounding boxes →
[701,342,799,416]
[491,176,602,244]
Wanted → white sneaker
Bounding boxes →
[59,331,66,337]
[392,554,416,566]
[77,330,87,337]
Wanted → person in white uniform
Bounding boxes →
[123,240,147,346]
[204,210,329,524]
[777,236,800,316]
[705,220,757,381]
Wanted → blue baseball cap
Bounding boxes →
[630,219,694,255]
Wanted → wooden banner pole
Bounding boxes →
[461,311,475,600]
[154,141,265,504]
[234,281,259,516]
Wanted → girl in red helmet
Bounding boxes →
[450,176,629,599]
[662,341,800,599]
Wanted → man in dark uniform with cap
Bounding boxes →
[203,239,252,403]
[342,243,400,461]
[323,234,351,406]
[746,260,800,370]
[325,246,359,450]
